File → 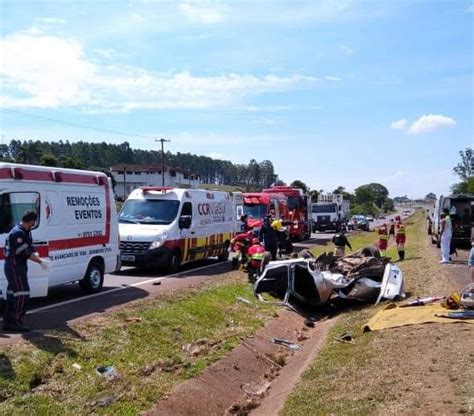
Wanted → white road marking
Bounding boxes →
[15,261,230,317]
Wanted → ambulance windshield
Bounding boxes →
[119,199,180,225]
[243,204,267,219]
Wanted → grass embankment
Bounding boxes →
[282,210,473,415]
[0,278,277,415]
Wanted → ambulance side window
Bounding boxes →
[0,192,40,233]
[181,202,192,217]
[179,202,193,229]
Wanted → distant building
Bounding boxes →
[110,164,201,199]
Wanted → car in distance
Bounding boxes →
[351,215,370,231]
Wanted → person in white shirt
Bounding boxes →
[439,209,452,264]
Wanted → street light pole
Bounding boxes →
[155,138,171,187]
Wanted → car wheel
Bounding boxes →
[79,261,104,294]
[167,251,181,274]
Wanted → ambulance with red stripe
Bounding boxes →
[0,163,120,298]
[118,187,241,272]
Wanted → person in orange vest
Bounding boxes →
[377,223,389,256]
[247,237,266,281]
[395,220,406,261]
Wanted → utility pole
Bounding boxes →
[155,138,171,187]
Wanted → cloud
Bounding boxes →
[339,44,354,55]
[0,30,320,112]
[390,114,456,134]
[179,2,226,24]
[390,119,408,130]
[409,114,456,134]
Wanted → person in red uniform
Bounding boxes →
[247,238,266,280]
[395,220,406,261]
[377,223,389,256]
[231,230,253,269]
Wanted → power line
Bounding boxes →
[0,108,156,141]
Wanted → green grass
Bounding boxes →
[0,280,277,415]
[281,211,423,416]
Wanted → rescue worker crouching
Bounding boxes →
[247,238,268,283]
[332,229,352,257]
[230,230,253,270]
[3,211,48,332]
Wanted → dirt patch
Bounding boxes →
[146,310,336,416]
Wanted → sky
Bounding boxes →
[0,0,472,198]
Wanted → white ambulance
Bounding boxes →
[118,187,242,272]
[0,163,120,298]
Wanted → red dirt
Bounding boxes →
[145,310,336,416]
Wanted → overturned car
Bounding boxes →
[253,252,405,309]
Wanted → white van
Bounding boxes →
[431,194,473,248]
[118,187,241,272]
[0,163,120,298]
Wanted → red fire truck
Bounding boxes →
[242,192,288,230]
[262,185,310,240]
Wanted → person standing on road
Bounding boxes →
[3,211,48,332]
[468,230,474,283]
[332,229,352,257]
[377,223,389,256]
[395,220,406,261]
[439,209,452,264]
[260,215,278,261]
[389,219,396,241]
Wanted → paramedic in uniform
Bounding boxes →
[3,211,47,332]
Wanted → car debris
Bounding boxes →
[336,331,355,344]
[241,380,272,398]
[236,297,254,307]
[95,365,120,380]
[434,310,474,320]
[460,285,474,309]
[271,338,302,351]
[253,253,405,310]
[400,296,446,308]
[124,316,143,323]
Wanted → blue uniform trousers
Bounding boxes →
[3,258,30,326]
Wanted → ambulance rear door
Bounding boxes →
[0,189,49,298]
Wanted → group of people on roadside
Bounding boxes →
[332,215,407,261]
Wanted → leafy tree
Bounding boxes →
[61,157,84,169]
[452,148,473,194]
[451,177,474,194]
[40,154,59,167]
[290,180,309,194]
[453,148,473,181]
[16,140,42,164]
[333,185,354,201]
[309,190,320,202]
[382,198,395,213]
[354,183,389,208]
[425,192,436,200]
[350,202,380,217]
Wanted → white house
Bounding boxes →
[110,164,201,199]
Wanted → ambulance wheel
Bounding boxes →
[167,251,181,274]
[80,261,104,294]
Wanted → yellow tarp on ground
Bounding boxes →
[363,303,474,332]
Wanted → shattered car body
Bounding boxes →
[253,256,405,308]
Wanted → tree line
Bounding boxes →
[0,140,278,190]
[290,180,395,216]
